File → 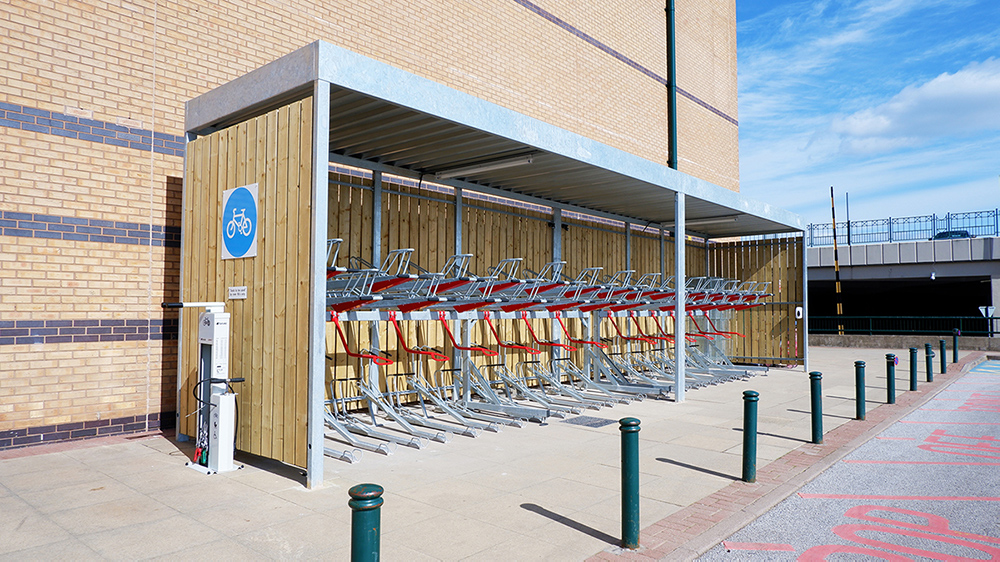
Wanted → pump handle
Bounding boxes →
[161,302,183,309]
[208,377,245,384]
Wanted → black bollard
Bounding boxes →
[909,347,918,391]
[939,340,946,374]
[349,484,384,562]
[924,343,934,383]
[885,354,896,404]
[742,391,758,483]
[809,372,823,444]
[619,418,641,550]
[855,361,866,420]
[952,329,959,363]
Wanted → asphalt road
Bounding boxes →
[698,360,1000,560]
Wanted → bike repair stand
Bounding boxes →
[162,301,244,475]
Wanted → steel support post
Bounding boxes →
[306,79,331,489]
[349,484,384,562]
[552,208,562,262]
[809,372,823,444]
[802,236,810,372]
[372,171,382,266]
[461,320,472,402]
[368,325,381,418]
[854,361,866,421]
[625,221,632,271]
[454,187,463,255]
[619,418,641,549]
[742,390,758,483]
[674,192,686,402]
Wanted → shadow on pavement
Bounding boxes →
[787,408,854,420]
[732,427,809,444]
[520,503,619,546]
[655,457,738,481]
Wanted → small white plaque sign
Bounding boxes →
[228,286,248,300]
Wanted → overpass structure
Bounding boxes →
[807,237,1000,319]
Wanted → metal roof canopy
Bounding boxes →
[186,41,803,239]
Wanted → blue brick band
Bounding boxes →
[0,412,174,451]
[0,318,179,346]
[0,211,181,247]
[0,104,185,157]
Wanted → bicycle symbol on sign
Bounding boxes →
[226,208,252,239]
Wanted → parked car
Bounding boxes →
[932,230,974,240]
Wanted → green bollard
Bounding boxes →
[885,354,896,404]
[855,361,866,421]
[809,372,823,444]
[952,329,959,363]
[909,347,918,391]
[924,343,934,383]
[939,340,946,374]
[619,418,641,549]
[742,390,758,483]
[349,483,384,562]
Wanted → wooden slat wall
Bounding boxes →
[181,97,313,468]
[708,236,804,365]
[562,218,627,278]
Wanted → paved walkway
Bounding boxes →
[0,346,984,560]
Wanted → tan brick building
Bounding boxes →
[1,0,744,450]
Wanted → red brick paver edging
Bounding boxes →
[589,352,988,561]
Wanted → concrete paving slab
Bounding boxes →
[235,513,352,558]
[0,496,73,554]
[78,513,224,560]
[18,478,138,515]
[153,537,267,561]
[2,537,102,560]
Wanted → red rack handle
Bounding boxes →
[607,311,656,344]
[330,314,394,366]
[705,314,744,338]
[686,312,715,340]
[653,315,696,343]
[483,312,542,355]
[628,311,671,343]
[437,311,499,356]
[520,311,577,351]
[389,312,450,362]
[554,312,607,348]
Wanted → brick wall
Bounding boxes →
[0,0,740,449]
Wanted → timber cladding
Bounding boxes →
[710,236,805,365]
[180,98,313,467]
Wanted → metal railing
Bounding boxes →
[810,316,995,337]
[807,209,1000,247]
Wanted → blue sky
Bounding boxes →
[735,0,1000,226]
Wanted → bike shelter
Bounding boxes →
[178,41,804,488]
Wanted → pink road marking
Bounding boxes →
[844,460,1000,466]
[723,541,795,551]
[799,494,1000,501]
[899,421,1000,425]
[875,437,915,440]
[920,408,968,411]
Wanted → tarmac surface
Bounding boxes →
[0,345,991,560]
[698,360,1000,560]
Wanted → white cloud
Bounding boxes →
[832,58,1000,152]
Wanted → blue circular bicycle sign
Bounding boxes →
[221,184,258,259]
